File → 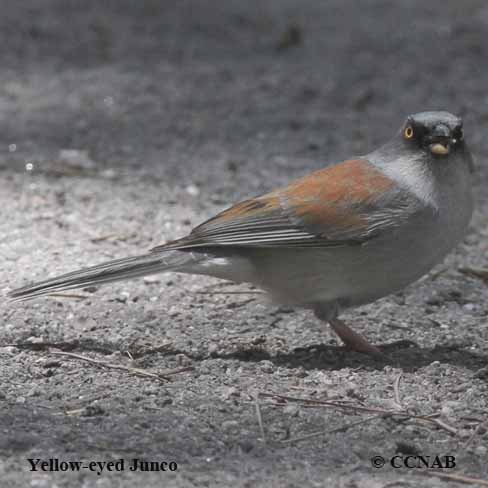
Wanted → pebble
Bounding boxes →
[259,360,275,373]
[295,367,308,378]
[186,184,200,196]
[142,385,159,396]
[283,405,300,417]
[441,400,462,417]
[159,397,173,406]
[30,479,52,488]
[474,445,487,456]
[221,420,239,431]
[143,276,161,284]
[27,386,41,397]
[222,387,240,400]
[176,354,192,366]
[115,293,128,304]
[82,404,106,417]
[0,346,17,355]
[41,360,61,369]
[58,149,96,170]
[26,336,44,344]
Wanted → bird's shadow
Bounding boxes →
[6,336,487,377]
[213,341,488,375]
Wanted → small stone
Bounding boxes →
[26,336,44,344]
[176,354,192,366]
[474,445,487,456]
[226,160,238,172]
[27,386,41,397]
[83,286,98,293]
[42,360,61,369]
[82,404,105,417]
[441,400,462,417]
[395,441,420,455]
[283,405,300,417]
[143,276,161,284]
[101,169,117,179]
[295,367,307,378]
[260,360,274,373]
[239,440,254,453]
[115,293,128,303]
[475,367,488,380]
[0,346,17,355]
[221,420,239,431]
[142,385,159,396]
[222,387,239,400]
[425,296,442,306]
[185,184,200,196]
[477,424,488,435]
[58,149,96,170]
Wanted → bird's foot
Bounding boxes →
[328,318,417,359]
[328,318,384,358]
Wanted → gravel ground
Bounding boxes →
[1,1,488,487]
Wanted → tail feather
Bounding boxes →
[8,251,194,302]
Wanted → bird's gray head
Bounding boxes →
[400,111,464,157]
[370,110,474,207]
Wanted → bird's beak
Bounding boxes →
[429,142,450,155]
[429,124,451,156]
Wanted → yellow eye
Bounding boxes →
[404,126,414,139]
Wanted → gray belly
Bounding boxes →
[248,202,471,308]
[191,163,473,311]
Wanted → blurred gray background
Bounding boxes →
[1,1,487,487]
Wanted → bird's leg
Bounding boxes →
[328,317,383,358]
[314,304,383,358]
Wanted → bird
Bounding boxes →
[8,111,474,356]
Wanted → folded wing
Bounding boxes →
[154,159,420,251]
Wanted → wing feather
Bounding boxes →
[154,159,420,251]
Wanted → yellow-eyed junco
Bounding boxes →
[9,111,474,356]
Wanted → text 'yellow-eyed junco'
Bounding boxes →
[9,111,474,356]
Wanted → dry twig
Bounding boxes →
[459,267,488,282]
[195,291,263,295]
[50,351,192,382]
[258,392,459,437]
[254,393,267,444]
[393,372,403,408]
[429,417,458,436]
[46,293,91,300]
[280,415,380,444]
[418,470,488,486]
[463,419,488,449]
[90,234,119,243]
